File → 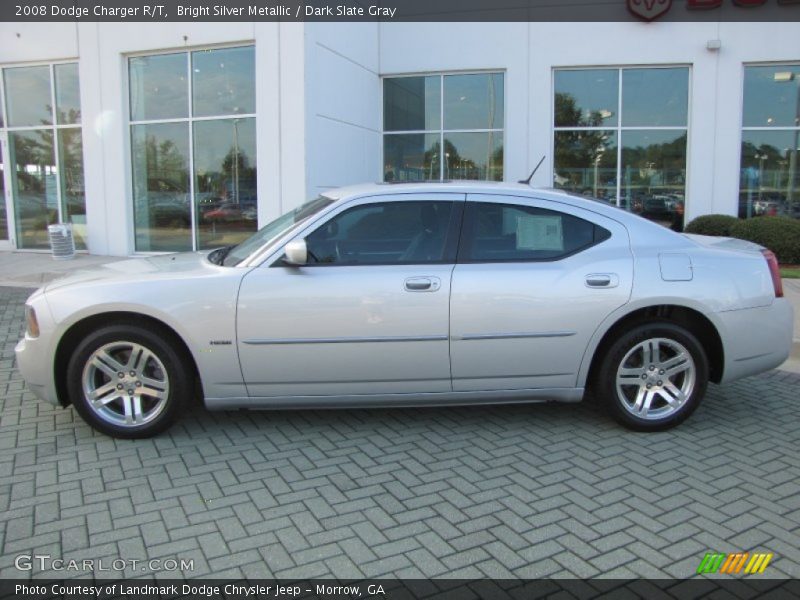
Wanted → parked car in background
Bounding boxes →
[16,182,793,438]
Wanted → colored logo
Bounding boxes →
[696,552,773,575]
[627,0,673,20]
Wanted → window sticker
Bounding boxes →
[516,215,564,251]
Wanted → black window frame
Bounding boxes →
[456,201,611,264]
[297,199,466,267]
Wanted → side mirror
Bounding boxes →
[283,239,308,266]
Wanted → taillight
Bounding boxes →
[761,249,783,298]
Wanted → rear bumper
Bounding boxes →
[718,298,794,384]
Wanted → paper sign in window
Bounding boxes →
[516,215,564,251]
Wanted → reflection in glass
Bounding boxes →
[131,123,191,251]
[554,130,618,203]
[444,132,503,181]
[383,134,441,181]
[0,144,7,240]
[384,77,440,132]
[54,63,81,125]
[554,69,618,127]
[58,129,86,249]
[743,65,800,128]
[621,130,687,230]
[9,130,58,249]
[4,66,53,128]
[622,68,689,127]
[192,47,255,117]
[129,54,188,121]
[194,118,257,249]
[739,130,800,220]
[443,73,504,130]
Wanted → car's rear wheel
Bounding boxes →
[67,324,188,438]
[597,322,708,431]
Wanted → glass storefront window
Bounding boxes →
[740,65,800,220]
[4,66,52,128]
[0,144,6,240]
[129,46,257,252]
[444,132,503,182]
[443,73,504,130]
[621,130,687,229]
[384,76,440,132]
[192,47,256,117]
[58,128,87,248]
[383,133,440,181]
[554,69,618,128]
[1,62,85,249]
[131,123,191,252]
[9,130,58,249]
[554,130,618,204]
[553,67,689,230]
[194,118,257,249]
[54,63,81,125]
[622,68,689,127]
[129,53,189,122]
[383,73,504,182]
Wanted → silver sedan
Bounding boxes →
[16,182,794,438]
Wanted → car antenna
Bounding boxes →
[518,155,546,185]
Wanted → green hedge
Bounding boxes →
[684,214,739,237]
[729,217,800,265]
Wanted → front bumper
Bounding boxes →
[15,335,61,407]
[718,297,794,384]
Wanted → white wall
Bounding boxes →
[303,22,381,200]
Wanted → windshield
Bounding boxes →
[219,195,335,266]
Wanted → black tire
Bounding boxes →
[67,324,189,438]
[596,321,709,431]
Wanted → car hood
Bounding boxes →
[44,252,216,292]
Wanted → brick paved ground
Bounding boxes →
[1,285,799,580]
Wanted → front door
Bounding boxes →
[449,194,633,391]
[236,193,464,399]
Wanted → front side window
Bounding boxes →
[129,46,256,252]
[460,203,610,263]
[739,64,800,220]
[553,67,689,231]
[1,63,85,249]
[383,73,504,182]
[305,201,457,265]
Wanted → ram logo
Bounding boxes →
[696,552,773,575]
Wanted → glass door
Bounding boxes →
[0,133,15,249]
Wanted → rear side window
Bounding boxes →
[459,202,610,262]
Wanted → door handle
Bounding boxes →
[585,273,619,288]
[404,277,440,292]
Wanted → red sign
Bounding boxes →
[628,0,673,20]
[629,0,798,20]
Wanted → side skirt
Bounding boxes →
[204,387,585,411]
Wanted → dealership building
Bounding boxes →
[0,19,798,256]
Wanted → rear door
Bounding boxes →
[449,194,633,391]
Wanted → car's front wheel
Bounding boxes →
[596,322,709,431]
[67,324,188,438]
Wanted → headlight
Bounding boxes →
[25,305,40,338]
